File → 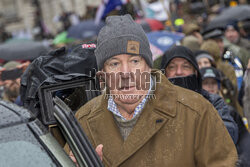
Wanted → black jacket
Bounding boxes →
[201,89,239,144]
[162,46,240,145]
[229,105,250,167]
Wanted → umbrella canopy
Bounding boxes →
[146,31,184,60]
[67,19,105,40]
[205,5,250,31]
[0,41,50,61]
[136,18,164,33]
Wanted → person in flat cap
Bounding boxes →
[202,28,249,68]
[67,14,237,166]
[202,28,247,87]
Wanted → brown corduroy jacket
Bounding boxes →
[72,70,238,167]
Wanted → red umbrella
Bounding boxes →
[136,18,164,33]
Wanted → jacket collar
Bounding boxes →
[86,70,177,166]
[150,70,177,117]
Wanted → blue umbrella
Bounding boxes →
[67,19,105,40]
[146,31,184,60]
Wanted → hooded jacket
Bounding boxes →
[201,89,238,144]
[161,45,239,144]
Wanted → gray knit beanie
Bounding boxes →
[196,53,214,62]
[95,14,153,70]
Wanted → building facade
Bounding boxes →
[0,0,101,37]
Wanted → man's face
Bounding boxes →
[165,58,196,78]
[202,78,219,94]
[225,27,239,44]
[102,54,151,105]
[3,78,20,102]
[197,57,211,69]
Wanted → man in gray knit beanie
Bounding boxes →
[94,14,153,142]
[71,14,237,166]
[95,14,153,70]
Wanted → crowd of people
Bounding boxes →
[0,0,250,166]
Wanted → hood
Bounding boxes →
[160,45,202,89]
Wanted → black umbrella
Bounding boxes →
[205,5,250,31]
[67,19,105,40]
[0,41,50,61]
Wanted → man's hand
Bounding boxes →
[95,144,103,161]
[69,151,78,166]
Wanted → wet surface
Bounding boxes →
[0,140,56,167]
[0,101,34,129]
[0,101,60,166]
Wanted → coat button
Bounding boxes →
[156,119,163,123]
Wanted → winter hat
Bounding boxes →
[202,29,223,40]
[181,35,200,52]
[161,45,198,70]
[226,20,239,32]
[95,14,153,70]
[195,50,214,62]
[200,66,221,82]
[200,40,221,61]
[183,23,200,35]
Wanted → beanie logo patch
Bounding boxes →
[127,41,140,54]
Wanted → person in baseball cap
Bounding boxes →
[200,66,221,94]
